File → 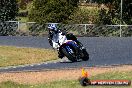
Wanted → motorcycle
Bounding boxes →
[48,30,89,62]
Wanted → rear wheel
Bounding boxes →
[61,47,77,62]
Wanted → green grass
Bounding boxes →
[17,17,29,22]
[0,46,58,67]
[0,71,132,88]
[0,81,29,88]
[18,1,33,22]
[90,71,132,80]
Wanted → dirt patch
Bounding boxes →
[0,65,132,84]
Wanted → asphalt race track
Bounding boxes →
[0,36,132,72]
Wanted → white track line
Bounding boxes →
[0,59,62,70]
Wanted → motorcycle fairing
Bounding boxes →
[59,40,79,55]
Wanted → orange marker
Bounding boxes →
[81,68,88,78]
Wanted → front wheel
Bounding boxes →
[61,47,77,62]
[81,49,89,61]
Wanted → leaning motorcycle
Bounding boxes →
[48,31,89,62]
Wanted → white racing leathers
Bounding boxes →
[52,32,67,50]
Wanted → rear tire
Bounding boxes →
[61,47,77,62]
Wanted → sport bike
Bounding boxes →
[48,30,89,62]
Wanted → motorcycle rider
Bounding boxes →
[48,23,84,58]
[48,23,66,58]
[48,24,67,49]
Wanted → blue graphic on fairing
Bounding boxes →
[65,41,78,54]
[66,41,78,47]
[65,46,73,54]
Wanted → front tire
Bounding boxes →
[81,49,89,61]
[61,47,77,62]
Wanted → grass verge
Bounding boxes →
[0,71,131,88]
[0,46,58,67]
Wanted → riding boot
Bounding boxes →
[58,52,64,59]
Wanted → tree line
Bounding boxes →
[0,0,132,24]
